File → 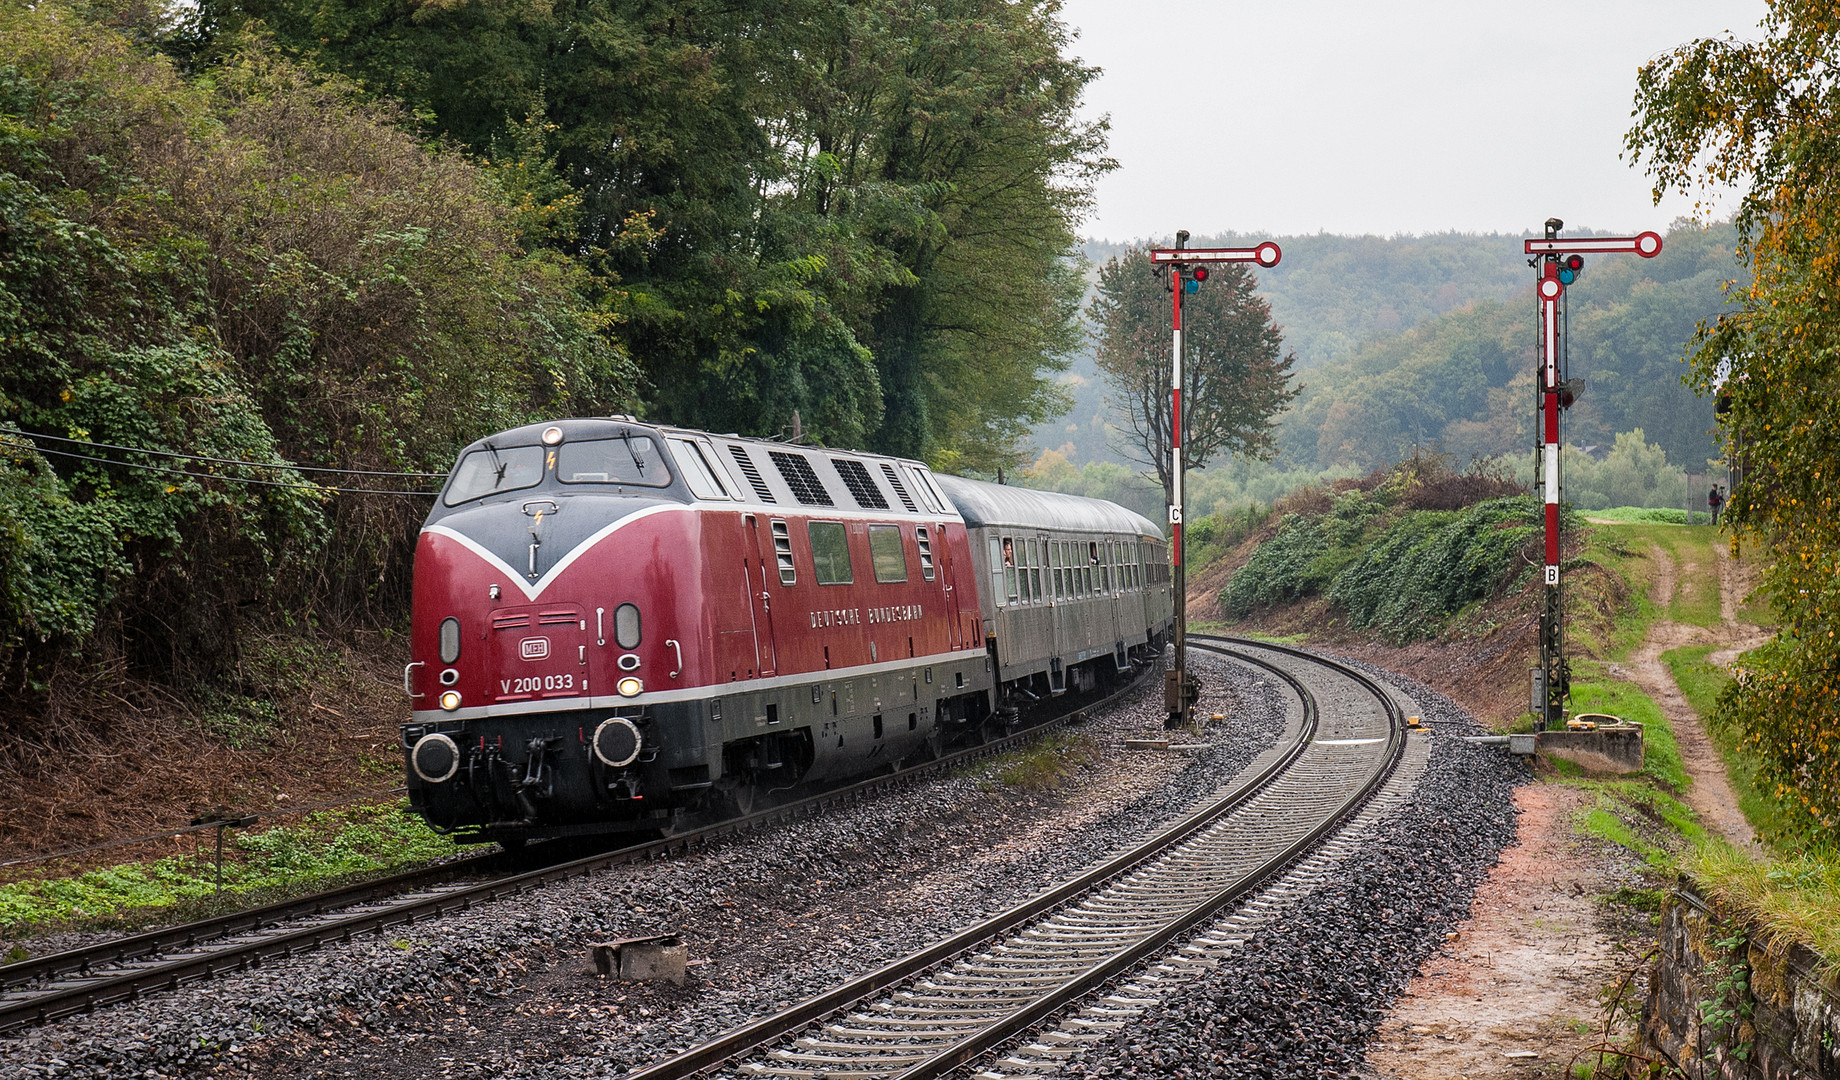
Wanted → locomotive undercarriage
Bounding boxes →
[403,659,999,844]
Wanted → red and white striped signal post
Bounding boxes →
[1522,220,1662,728]
[1148,232,1283,728]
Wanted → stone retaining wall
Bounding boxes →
[1642,882,1840,1078]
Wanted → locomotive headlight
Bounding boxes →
[542,426,564,445]
[616,677,643,698]
[439,690,463,711]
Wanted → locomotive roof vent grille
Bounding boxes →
[832,458,888,509]
[728,445,776,502]
[769,450,834,506]
[879,462,918,512]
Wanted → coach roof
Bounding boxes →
[934,474,1163,540]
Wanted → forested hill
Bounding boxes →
[1084,231,1528,370]
[1044,222,1743,478]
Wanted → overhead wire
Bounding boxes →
[13,429,448,477]
[0,436,439,496]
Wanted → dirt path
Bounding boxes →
[1364,531,1770,1077]
[1608,540,1765,850]
[1364,785,1641,1079]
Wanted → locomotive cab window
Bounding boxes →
[667,438,731,499]
[809,521,853,584]
[557,436,672,487]
[869,525,907,583]
[444,444,544,506]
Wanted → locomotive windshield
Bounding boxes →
[557,436,671,487]
[443,443,544,506]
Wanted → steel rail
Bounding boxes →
[0,666,1153,1036]
[620,641,1402,1080]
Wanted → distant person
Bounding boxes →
[1708,484,1724,525]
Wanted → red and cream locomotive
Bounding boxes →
[402,418,1172,843]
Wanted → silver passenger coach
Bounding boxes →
[935,475,1172,700]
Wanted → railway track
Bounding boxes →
[0,666,1150,1038]
[621,637,1412,1080]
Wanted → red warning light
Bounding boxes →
[1193,267,1209,282]
[1564,254,1584,271]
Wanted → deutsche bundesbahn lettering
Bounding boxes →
[808,605,925,629]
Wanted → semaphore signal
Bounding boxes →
[1147,232,1284,730]
[1523,220,1663,729]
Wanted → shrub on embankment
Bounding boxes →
[0,4,636,732]
[1218,457,1554,643]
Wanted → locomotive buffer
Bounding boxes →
[1149,232,1282,729]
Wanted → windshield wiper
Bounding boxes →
[483,439,508,488]
[620,431,646,475]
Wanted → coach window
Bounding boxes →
[809,522,853,584]
[1000,536,1018,602]
[1102,542,1112,593]
[869,525,907,583]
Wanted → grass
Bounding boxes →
[1586,506,1713,526]
[988,733,1103,792]
[1662,644,1797,849]
[1687,841,1840,983]
[0,801,458,938]
[1565,661,1688,792]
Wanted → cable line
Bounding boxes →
[10,429,448,478]
[0,437,438,496]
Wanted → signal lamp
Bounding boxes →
[1193,267,1209,282]
[1183,279,1198,294]
[1558,254,1584,285]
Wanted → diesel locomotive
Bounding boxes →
[401,418,1172,844]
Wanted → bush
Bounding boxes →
[1329,496,1544,643]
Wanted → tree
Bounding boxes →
[1628,0,1840,838]
[204,0,1109,469]
[1088,250,1298,495]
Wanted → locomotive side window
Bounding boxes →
[916,526,935,581]
[868,525,907,583]
[772,519,796,585]
[808,522,853,584]
[557,436,672,487]
[904,465,947,513]
[667,438,730,500]
[444,444,543,506]
[614,603,641,648]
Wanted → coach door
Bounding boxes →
[743,515,779,677]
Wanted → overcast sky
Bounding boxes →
[1060,1,1768,242]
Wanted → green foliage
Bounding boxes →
[212,0,1106,471]
[1270,221,1740,474]
[0,3,636,706]
[1628,1,1840,842]
[1329,497,1543,644]
[1220,461,1545,644]
[990,733,1100,792]
[1588,506,1712,525]
[1087,248,1298,492]
[0,802,454,933]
